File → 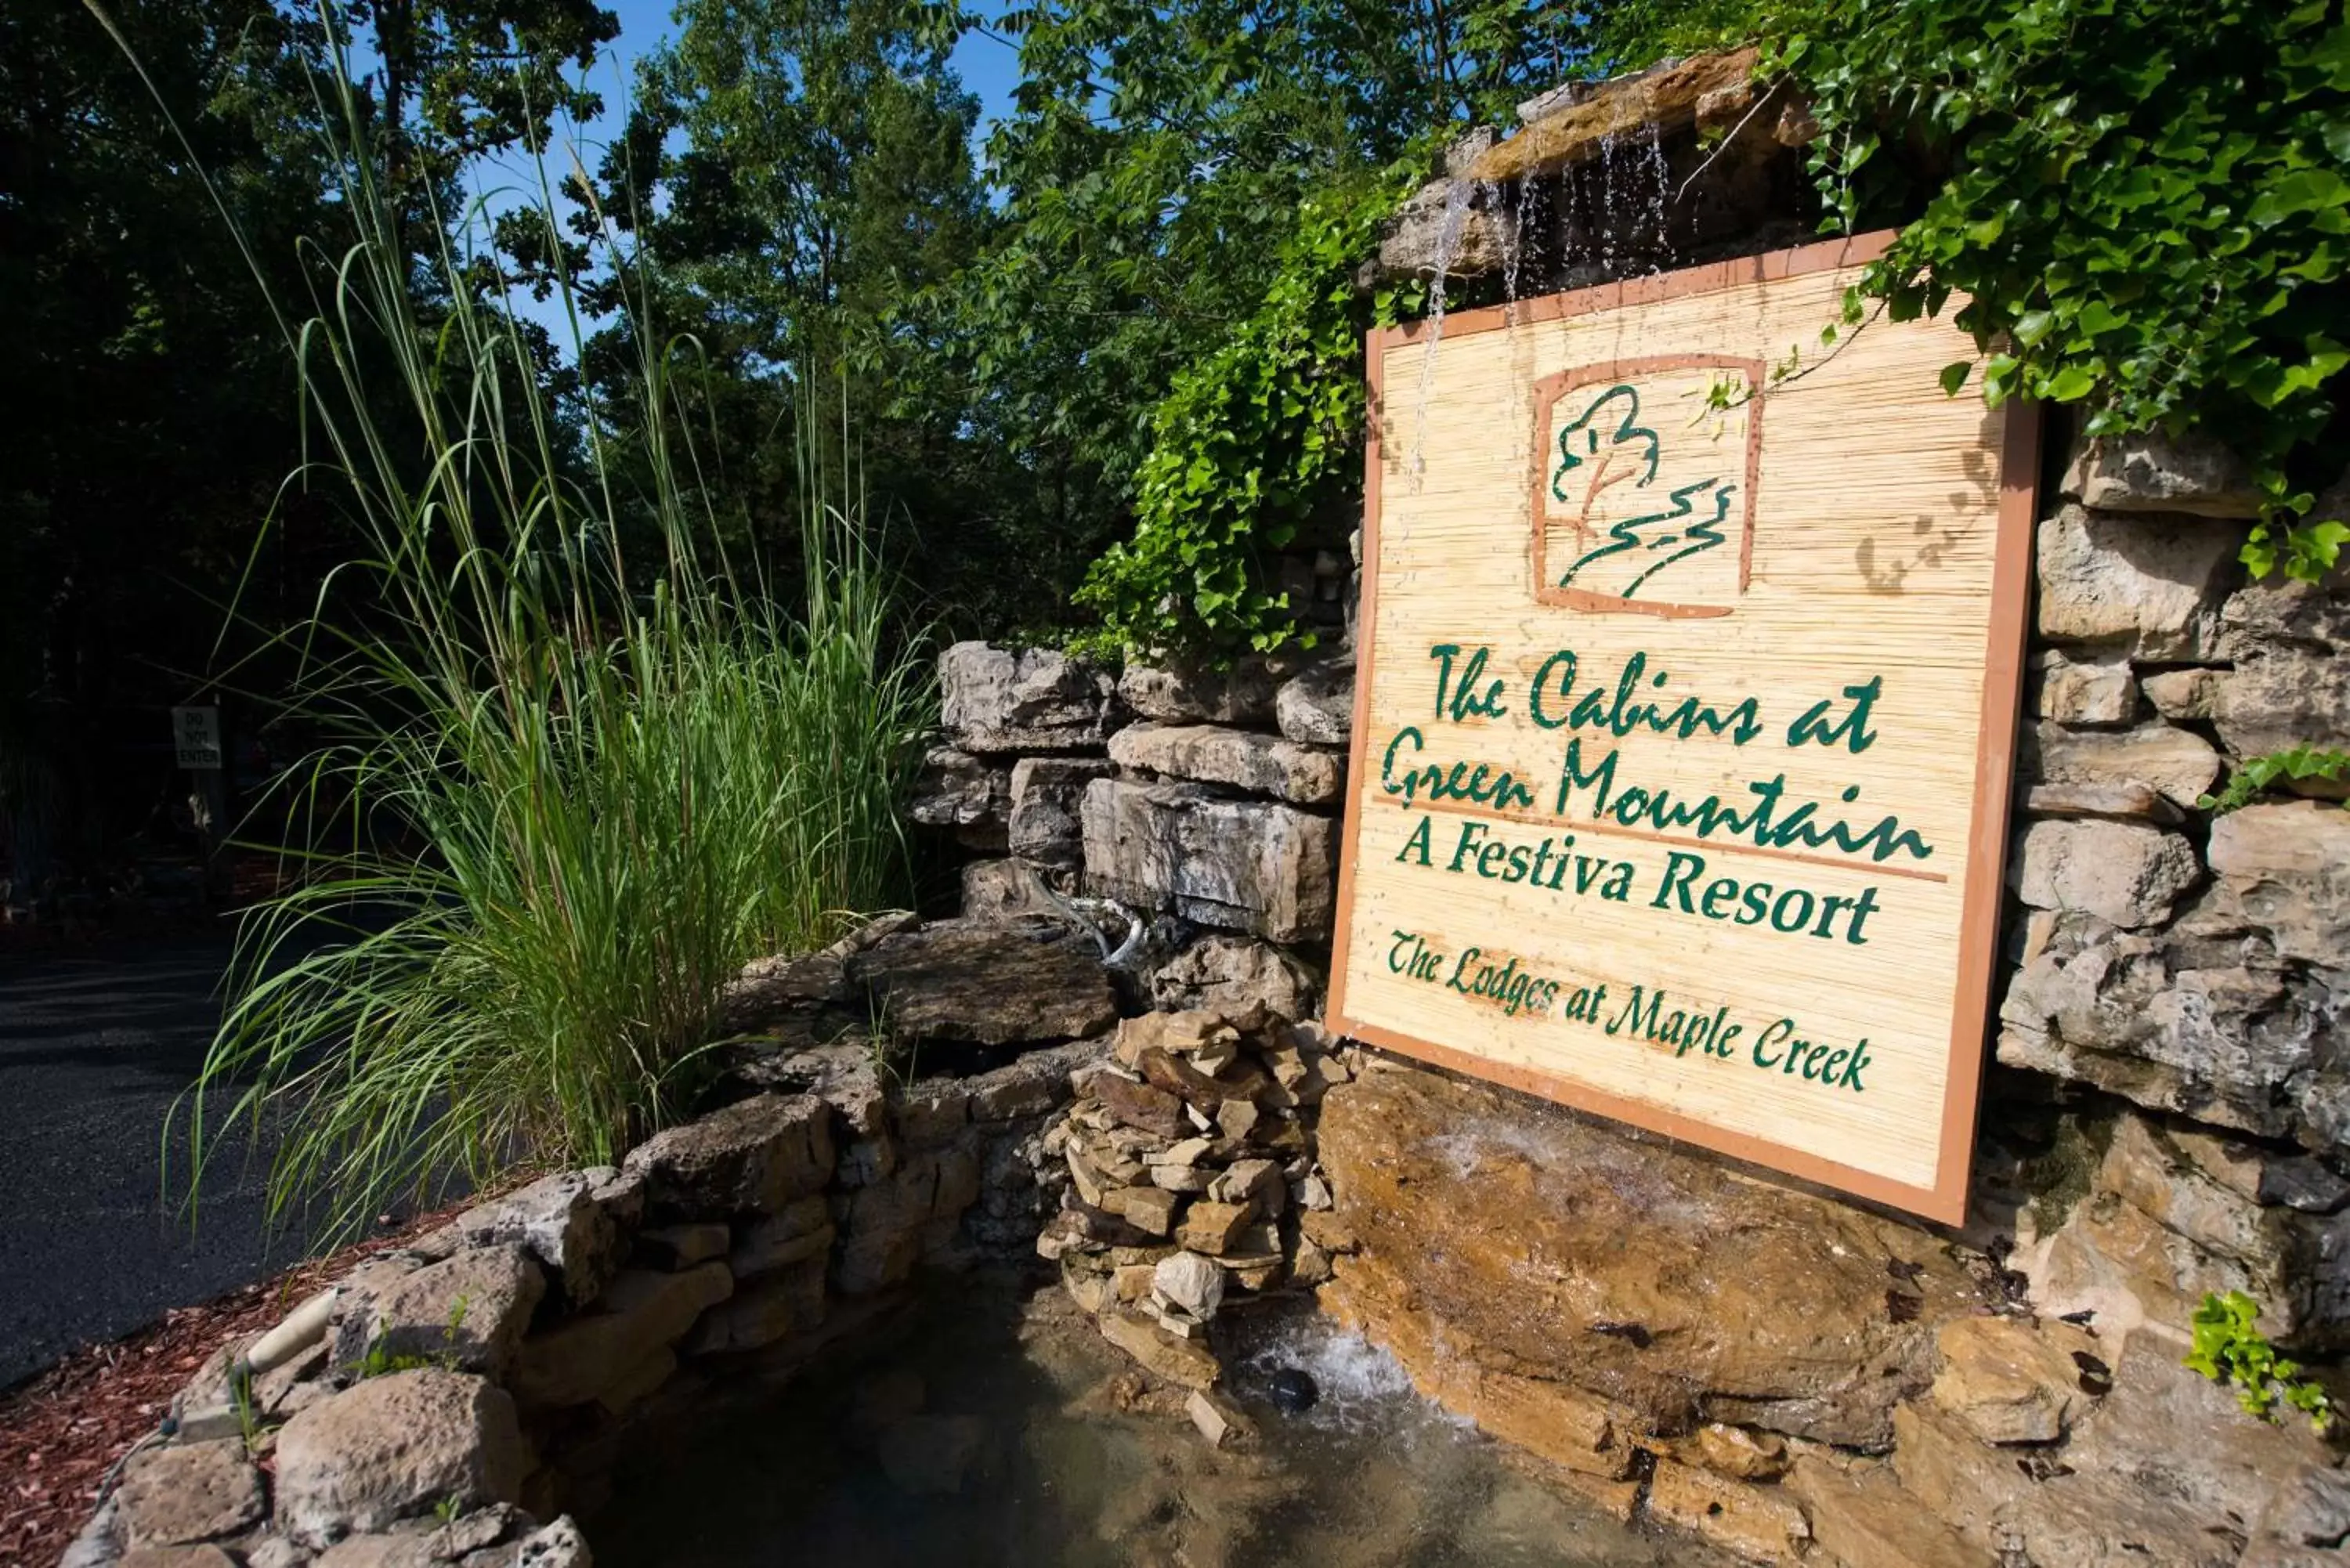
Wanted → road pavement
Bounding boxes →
[0,930,300,1390]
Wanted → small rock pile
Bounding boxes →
[1035,1007,1358,1436]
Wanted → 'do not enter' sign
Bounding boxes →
[1327,233,2037,1223]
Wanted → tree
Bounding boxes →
[2,0,339,873]
[571,0,1001,618]
[935,0,1602,643]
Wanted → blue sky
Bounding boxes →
[480,0,1023,341]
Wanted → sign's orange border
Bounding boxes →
[1324,231,2040,1227]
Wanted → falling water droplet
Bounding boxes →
[1408,176,1475,489]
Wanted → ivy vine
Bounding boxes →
[1072,168,1423,663]
[1773,0,2350,582]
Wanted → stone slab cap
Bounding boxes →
[2063,429,2262,518]
[622,1092,834,1216]
[939,641,1123,753]
[1108,722,1342,806]
[1472,49,1764,184]
[273,1370,526,1546]
[847,918,1119,1046]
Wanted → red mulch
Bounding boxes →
[0,1200,482,1567]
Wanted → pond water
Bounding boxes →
[592,1273,1726,1568]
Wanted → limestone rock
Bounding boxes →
[2028,1111,2350,1346]
[2035,651,2136,725]
[1643,1458,1810,1564]
[623,1093,834,1217]
[1784,1458,1988,1568]
[683,1257,826,1354]
[960,858,1061,921]
[1109,722,1343,806]
[1275,656,1354,746]
[1890,1399,2030,1551]
[1186,1388,1256,1450]
[1376,177,1509,279]
[349,1245,544,1380]
[115,1441,263,1548]
[1470,49,1763,184]
[1153,1252,1226,1319]
[1175,1201,1253,1255]
[273,1371,526,1546]
[1930,1315,2102,1443]
[510,1263,733,1407]
[2063,430,2262,518]
[1691,1422,1791,1482]
[2059,1336,2334,1530]
[848,918,1119,1045]
[638,1223,729,1269]
[2206,803,2350,968]
[908,747,1010,849]
[1007,757,1112,871]
[1997,911,2345,1154]
[2253,1463,2350,1553]
[309,1540,436,1568]
[513,1516,593,1568]
[730,1195,834,1277]
[2142,667,2219,721]
[2023,781,2181,823]
[1097,1310,1221,1389]
[1116,658,1289,725]
[424,1169,637,1308]
[2026,721,2221,808]
[939,642,1122,753]
[1315,1062,1986,1448]
[1081,779,1336,943]
[2212,645,2350,761]
[2014,818,2200,927]
[2036,504,2241,658]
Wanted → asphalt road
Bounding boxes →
[0,930,301,1390]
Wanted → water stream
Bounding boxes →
[591,1274,1727,1568]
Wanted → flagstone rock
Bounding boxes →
[2026,721,2220,808]
[2034,651,2137,726]
[909,747,1010,849]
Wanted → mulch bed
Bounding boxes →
[0,1198,483,1567]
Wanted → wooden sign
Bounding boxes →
[1327,233,2036,1223]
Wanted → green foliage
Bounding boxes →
[2199,746,2350,815]
[1776,0,2350,583]
[176,64,930,1245]
[2186,1291,2335,1433]
[1071,172,1419,661]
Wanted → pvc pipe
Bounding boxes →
[243,1286,341,1375]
